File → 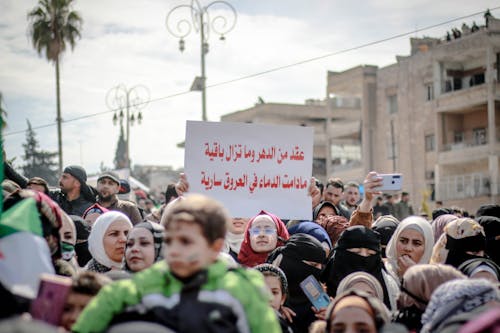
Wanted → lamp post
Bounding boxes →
[106,84,150,169]
[166,0,237,121]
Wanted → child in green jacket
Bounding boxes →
[73,194,280,333]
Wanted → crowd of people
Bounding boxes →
[0,162,499,333]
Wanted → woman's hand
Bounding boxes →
[175,173,190,196]
[308,177,321,208]
[397,254,417,276]
[358,171,383,212]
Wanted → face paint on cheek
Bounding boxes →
[185,253,200,263]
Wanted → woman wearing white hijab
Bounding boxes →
[385,216,434,283]
[84,211,133,273]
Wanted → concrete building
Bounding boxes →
[325,66,377,182]
[221,18,500,213]
[370,20,500,213]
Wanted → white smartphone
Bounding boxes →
[377,173,403,191]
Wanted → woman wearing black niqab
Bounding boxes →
[267,233,326,333]
[320,225,398,311]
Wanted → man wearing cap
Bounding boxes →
[3,161,96,216]
[96,171,142,225]
[51,165,97,216]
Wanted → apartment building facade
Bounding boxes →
[221,18,500,212]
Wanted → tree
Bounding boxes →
[114,123,128,169]
[22,120,59,186]
[28,0,83,174]
[0,92,7,129]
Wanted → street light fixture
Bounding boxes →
[166,0,237,121]
[106,84,150,169]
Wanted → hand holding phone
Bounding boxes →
[300,275,330,310]
[376,173,403,192]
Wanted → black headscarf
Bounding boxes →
[320,226,392,309]
[432,208,453,220]
[267,233,326,333]
[476,215,500,266]
[372,215,399,258]
[476,204,500,218]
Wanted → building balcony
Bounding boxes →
[438,141,490,165]
[437,172,490,201]
[327,97,361,120]
[436,84,494,113]
[328,121,361,139]
[438,126,500,165]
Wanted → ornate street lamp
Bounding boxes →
[166,0,237,121]
[106,84,150,169]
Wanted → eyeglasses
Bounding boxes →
[249,227,277,236]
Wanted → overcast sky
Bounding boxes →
[1,0,498,175]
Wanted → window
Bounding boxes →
[425,83,434,101]
[425,134,435,151]
[473,128,487,145]
[330,144,361,165]
[454,131,464,143]
[387,95,397,114]
[470,73,485,86]
[453,77,462,91]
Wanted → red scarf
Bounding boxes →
[238,210,289,267]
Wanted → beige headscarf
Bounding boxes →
[336,271,385,303]
[430,217,485,265]
[398,264,466,310]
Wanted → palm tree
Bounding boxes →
[0,92,6,129]
[28,0,83,174]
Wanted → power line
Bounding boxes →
[4,7,498,137]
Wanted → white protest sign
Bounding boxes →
[184,121,314,220]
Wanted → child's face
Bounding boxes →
[60,291,93,331]
[249,216,278,253]
[164,220,221,278]
[228,217,249,235]
[264,275,285,311]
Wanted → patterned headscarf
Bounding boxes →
[254,263,288,296]
[316,215,349,247]
[430,218,486,268]
[421,279,500,333]
[123,221,165,272]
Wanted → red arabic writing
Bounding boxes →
[200,171,308,193]
[204,142,305,164]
